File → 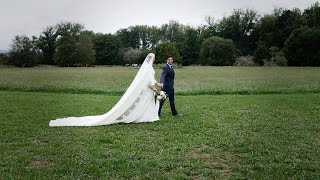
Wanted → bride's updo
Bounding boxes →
[146,53,155,64]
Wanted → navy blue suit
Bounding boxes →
[158,64,177,116]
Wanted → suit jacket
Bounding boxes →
[160,64,175,89]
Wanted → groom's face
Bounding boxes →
[167,57,173,65]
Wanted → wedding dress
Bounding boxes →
[49,53,160,126]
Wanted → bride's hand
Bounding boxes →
[152,85,157,92]
[158,83,164,88]
[153,87,157,92]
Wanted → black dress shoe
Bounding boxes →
[173,114,180,117]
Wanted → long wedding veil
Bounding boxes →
[49,53,156,126]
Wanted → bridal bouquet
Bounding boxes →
[154,90,167,104]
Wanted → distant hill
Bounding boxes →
[0,50,8,54]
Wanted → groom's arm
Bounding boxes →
[160,66,167,85]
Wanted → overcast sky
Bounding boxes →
[0,0,318,50]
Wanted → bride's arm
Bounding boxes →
[148,82,157,92]
[147,70,158,92]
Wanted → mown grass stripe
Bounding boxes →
[1,85,320,96]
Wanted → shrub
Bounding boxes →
[253,43,271,66]
[200,36,236,66]
[284,26,320,66]
[270,47,287,66]
[0,53,9,65]
[154,42,182,64]
[123,48,142,65]
[233,56,257,66]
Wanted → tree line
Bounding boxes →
[1,2,319,67]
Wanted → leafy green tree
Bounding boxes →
[199,16,219,43]
[284,26,320,66]
[132,25,161,49]
[135,25,151,49]
[254,9,304,64]
[52,22,98,66]
[75,34,96,66]
[55,22,84,42]
[36,26,57,64]
[160,20,185,43]
[37,23,87,65]
[0,53,9,65]
[9,35,37,67]
[181,26,201,65]
[148,26,162,49]
[253,42,271,65]
[303,2,320,28]
[53,32,77,66]
[217,9,259,55]
[272,9,304,48]
[93,33,123,65]
[81,30,95,38]
[200,36,236,66]
[154,42,182,64]
[116,25,161,50]
[116,27,140,49]
[254,15,277,64]
[256,15,277,47]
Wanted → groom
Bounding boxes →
[158,55,178,117]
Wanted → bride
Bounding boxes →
[49,53,160,126]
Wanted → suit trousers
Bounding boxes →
[158,87,177,116]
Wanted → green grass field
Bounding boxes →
[1,66,320,179]
[1,66,320,95]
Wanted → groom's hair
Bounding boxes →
[166,55,172,59]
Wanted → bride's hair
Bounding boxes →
[146,53,155,64]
